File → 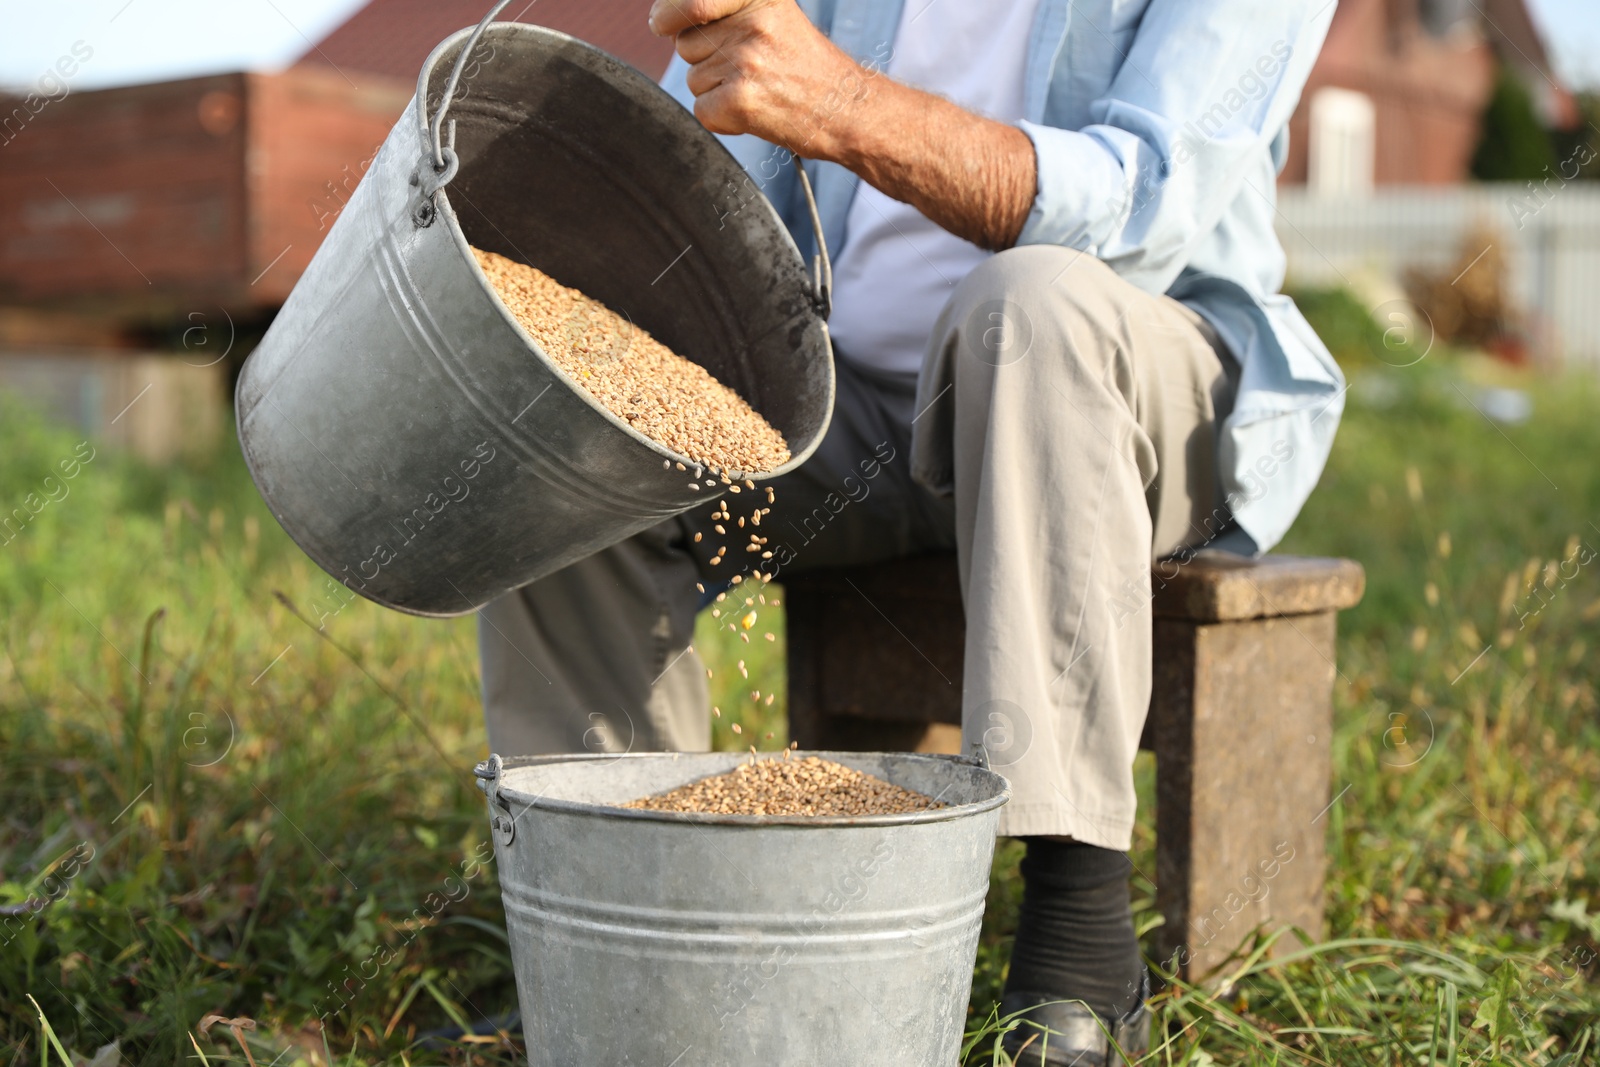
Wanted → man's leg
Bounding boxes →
[478,356,952,758]
[915,243,1234,845]
[912,244,1235,1047]
[478,521,712,757]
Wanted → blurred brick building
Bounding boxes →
[0,0,1582,458]
[1281,0,1577,193]
[0,1,671,461]
[297,0,674,83]
[0,69,409,459]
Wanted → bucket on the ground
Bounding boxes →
[476,751,1009,1066]
[236,17,834,617]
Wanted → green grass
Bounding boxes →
[2,341,1597,1064]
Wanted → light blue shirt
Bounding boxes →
[662,0,1345,553]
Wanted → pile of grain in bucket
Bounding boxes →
[472,248,791,476]
[623,755,944,817]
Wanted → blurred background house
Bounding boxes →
[1275,0,1598,367]
[0,0,1595,461]
[1282,0,1581,191]
[298,0,672,83]
[0,68,408,459]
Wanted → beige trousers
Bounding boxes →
[479,246,1236,849]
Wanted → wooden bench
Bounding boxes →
[786,552,1364,977]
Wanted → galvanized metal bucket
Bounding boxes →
[475,751,1009,1066]
[236,14,834,617]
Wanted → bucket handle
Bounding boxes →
[413,0,515,226]
[796,164,832,319]
[474,752,519,845]
[412,0,834,322]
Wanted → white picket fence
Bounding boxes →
[1275,183,1600,368]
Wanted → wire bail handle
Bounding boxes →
[410,0,834,322]
[413,0,514,225]
[474,753,517,845]
[796,163,832,320]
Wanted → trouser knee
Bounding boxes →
[940,246,1128,382]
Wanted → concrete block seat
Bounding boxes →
[785,551,1365,976]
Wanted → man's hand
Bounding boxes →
[648,0,868,159]
[651,0,1037,251]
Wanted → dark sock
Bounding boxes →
[1003,838,1142,1020]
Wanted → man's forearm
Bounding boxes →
[817,77,1036,252]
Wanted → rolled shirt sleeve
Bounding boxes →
[1017,0,1335,295]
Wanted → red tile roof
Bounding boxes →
[296,0,676,86]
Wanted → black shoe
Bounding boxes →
[999,968,1151,1066]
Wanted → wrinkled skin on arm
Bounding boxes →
[650,0,1037,251]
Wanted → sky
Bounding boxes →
[1524,0,1600,90]
[0,0,1596,93]
[0,0,370,92]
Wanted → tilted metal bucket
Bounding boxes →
[236,18,834,616]
[476,751,1009,1066]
